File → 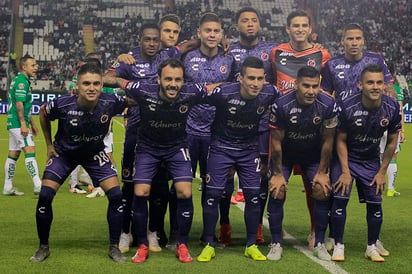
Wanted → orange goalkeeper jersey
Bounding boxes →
[270,43,331,93]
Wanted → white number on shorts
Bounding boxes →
[254,157,261,172]
[94,151,110,167]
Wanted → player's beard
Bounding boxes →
[240,31,259,44]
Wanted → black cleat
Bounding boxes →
[30,244,50,262]
[108,245,126,263]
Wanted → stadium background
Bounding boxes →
[0,0,410,119]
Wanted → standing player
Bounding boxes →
[329,64,401,262]
[321,23,395,102]
[270,10,331,249]
[3,55,42,196]
[221,6,278,245]
[379,78,405,197]
[29,62,129,263]
[197,56,279,262]
[320,22,397,251]
[114,58,216,263]
[267,66,338,261]
[183,12,234,246]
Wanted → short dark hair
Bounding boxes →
[78,62,102,77]
[139,22,159,39]
[286,10,310,26]
[240,56,264,76]
[199,12,220,26]
[342,23,364,38]
[297,66,320,80]
[159,13,181,28]
[158,58,185,78]
[235,7,261,23]
[85,52,101,61]
[360,64,383,80]
[20,54,34,69]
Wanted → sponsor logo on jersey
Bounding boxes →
[228,99,246,106]
[354,110,368,116]
[261,52,269,61]
[335,64,351,69]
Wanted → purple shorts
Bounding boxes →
[133,144,192,185]
[330,158,382,204]
[43,150,118,186]
[206,146,261,190]
[270,159,319,184]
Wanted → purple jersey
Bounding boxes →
[229,41,277,134]
[321,51,392,101]
[111,46,181,83]
[124,81,207,148]
[43,93,126,155]
[184,48,234,137]
[337,92,401,161]
[229,40,276,84]
[269,90,338,162]
[207,82,279,150]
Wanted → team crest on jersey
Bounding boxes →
[122,168,131,178]
[179,104,188,114]
[18,83,25,89]
[380,118,389,127]
[269,113,277,123]
[220,66,227,74]
[313,116,321,125]
[261,53,269,61]
[307,59,316,67]
[257,106,265,115]
[101,114,109,123]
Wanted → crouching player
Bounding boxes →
[30,62,131,263]
[267,66,338,261]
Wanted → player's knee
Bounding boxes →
[106,186,122,202]
[38,185,56,204]
[311,182,331,201]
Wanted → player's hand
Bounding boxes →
[400,131,406,143]
[312,42,324,49]
[269,174,287,199]
[370,172,386,195]
[334,172,352,196]
[117,54,136,65]
[20,124,29,137]
[46,144,59,159]
[220,37,231,55]
[312,172,331,197]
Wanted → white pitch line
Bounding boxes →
[235,202,349,274]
